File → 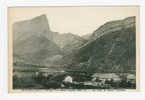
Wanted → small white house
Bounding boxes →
[63,75,73,83]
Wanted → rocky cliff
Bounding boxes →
[13,14,53,42]
[13,15,61,65]
[67,16,136,73]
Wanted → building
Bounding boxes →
[92,73,121,82]
[126,74,136,84]
[63,75,73,83]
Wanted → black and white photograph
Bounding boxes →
[8,6,139,92]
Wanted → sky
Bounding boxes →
[8,6,139,36]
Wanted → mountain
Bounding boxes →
[61,33,87,54]
[13,14,86,65]
[66,16,136,73]
[91,16,135,40]
[82,33,92,40]
[13,14,136,73]
[51,32,87,54]
[13,15,61,65]
[13,14,53,42]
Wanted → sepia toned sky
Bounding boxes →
[8,6,139,36]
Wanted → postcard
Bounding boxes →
[8,6,140,92]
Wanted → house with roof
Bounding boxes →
[126,74,136,84]
[92,73,121,82]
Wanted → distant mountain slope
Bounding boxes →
[51,32,87,54]
[66,16,136,73]
[61,33,87,54]
[51,32,85,48]
[82,33,92,40]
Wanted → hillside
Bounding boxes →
[66,16,136,73]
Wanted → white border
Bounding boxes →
[1,0,145,100]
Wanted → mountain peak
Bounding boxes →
[13,14,52,41]
[31,14,48,23]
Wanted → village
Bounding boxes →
[13,63,136,89]
[33,71,136,89]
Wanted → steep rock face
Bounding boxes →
[13,14,53,42]
[69,16,136,73]
[13,15,61,65]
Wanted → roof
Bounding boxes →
[92,73,120,80]
[127,74,136,79]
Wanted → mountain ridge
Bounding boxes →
[64,16,136,73]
